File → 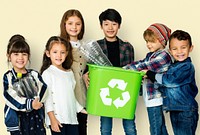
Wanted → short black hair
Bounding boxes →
[99,8,122,26]
[169,30,192,47]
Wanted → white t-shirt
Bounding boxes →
[42,65,83,126]
[142,79,163,107]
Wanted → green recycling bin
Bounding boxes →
[86,64,145,119]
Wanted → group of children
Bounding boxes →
[3,8,198,135]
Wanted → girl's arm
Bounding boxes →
[47,111,62,132]
[30,70,48,103]
[42,71,63,132]
[83,71,89,89]
[3,72,38,111]
[76,100,87,114]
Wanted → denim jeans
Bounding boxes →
[147,106,168,135]
[170,110,199,135]
[100,116,137,135]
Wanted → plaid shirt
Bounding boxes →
[129,49,172,99]
[97,37,134,67]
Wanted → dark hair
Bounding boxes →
[169,30,192,48]
[40,36,73,74]
[99,8,122,26]
[7,34,30,62]
[60,9,85,41]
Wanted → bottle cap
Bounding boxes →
[17,73,22,79]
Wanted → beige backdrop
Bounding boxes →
[0,0,200,135]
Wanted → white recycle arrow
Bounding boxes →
[113,91,130,108]
[100,88,112,106]
[108,79,127,91]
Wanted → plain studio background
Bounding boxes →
[0,0,200,134]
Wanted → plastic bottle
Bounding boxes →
[13,72,26,97]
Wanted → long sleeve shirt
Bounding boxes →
[42,65,83,126]
[155,57,198,111]
[125,49,172,107]
[3,68,48,131]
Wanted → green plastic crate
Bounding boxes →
[86,64,145,119]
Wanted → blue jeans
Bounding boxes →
[147,106,168,135]
[100,116,137,135]
[170,110,199,135]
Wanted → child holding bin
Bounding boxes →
[145,30,199,135]
[124,23,172,135]
[97,8,136,135]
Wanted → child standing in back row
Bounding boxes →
[124,23,172,135]
[3,34,48,135]
[145,30,199,135]
[60,9,88,135]
[40,36,86,135]
[97,8,136,135]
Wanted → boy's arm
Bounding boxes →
[123,55,149,70]
[146,62,194,88]
[137,51,171,72]
[146,70,156,82]
[156,62,194,87]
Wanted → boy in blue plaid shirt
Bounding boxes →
[145,30,198,135]
[124,23,172,135]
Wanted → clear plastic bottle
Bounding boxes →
[23,72,38,98]
[13,72,38,98]
[13,72,26,97]
[79,40,112,66]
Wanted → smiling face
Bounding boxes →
[101,20,120,41]
[9,52,29,73]
[46,43,68,70]
[65,16,82,41]
[169,38,193,62]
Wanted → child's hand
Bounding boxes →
[50,118,63,132]
[83,72,90,89]
[122,64,134,70]
[48,111,63,132]
[142,70,148,73]
[80,108,87,114]
[141,70,148,78]
[32,98,43,110]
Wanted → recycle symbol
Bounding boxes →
[100,79,130,109]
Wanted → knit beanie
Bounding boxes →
[147,23,171,46]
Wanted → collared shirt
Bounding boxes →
[97,37,134,67]
[156,57,198,111]
[70,40,87,107]
[129,49,172,100]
